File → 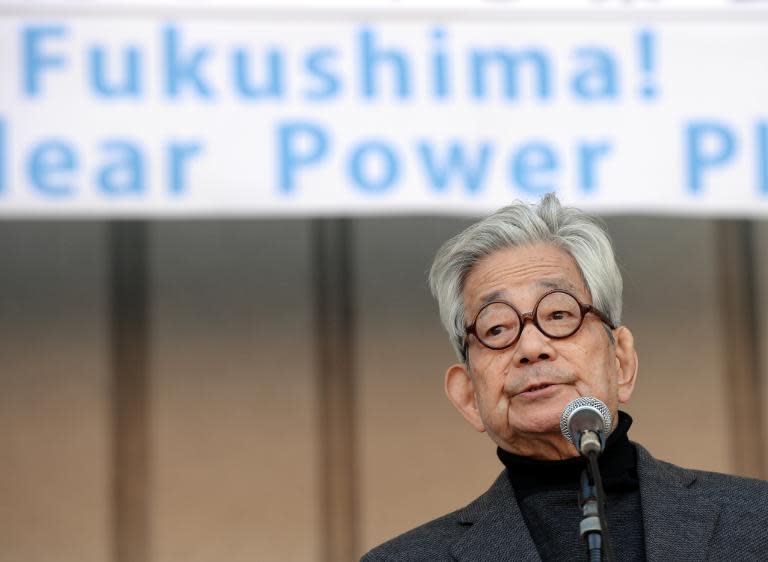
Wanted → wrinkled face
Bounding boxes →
[450,243,636,458]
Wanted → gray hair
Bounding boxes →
[428,193,623,361]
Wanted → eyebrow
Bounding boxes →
[477,290,505,309]
[474,278,581,310]
[538,278,579,291]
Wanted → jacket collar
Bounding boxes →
[634,443,720,562]
[448,443,721,561]
[449,471,541,561]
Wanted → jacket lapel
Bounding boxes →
[449,472,542,562]
[635,444,721,562]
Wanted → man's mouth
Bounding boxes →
[517,382,558,396]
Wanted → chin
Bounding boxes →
[510,405,562,436]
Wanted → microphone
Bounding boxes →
[560,397,613,456]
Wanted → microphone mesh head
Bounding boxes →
[559,397,612,445]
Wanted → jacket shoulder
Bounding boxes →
[636,442,768,499]
[690,466,768,492]
[690,466,768,558]
[634,443,768,560]
[359,507,469,562]
[644,447,768,496]
[688,465,768,511]
[360,472,509,562]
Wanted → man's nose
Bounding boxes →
[511,319,557,366]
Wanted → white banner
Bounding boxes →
[1,11,768,216]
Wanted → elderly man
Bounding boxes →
[362,194,768,561]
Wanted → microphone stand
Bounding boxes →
[578,451,615,562]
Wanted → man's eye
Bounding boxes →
[550,310,570,320]
[487,325,506,336]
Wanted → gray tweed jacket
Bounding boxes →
[361,444,768,561]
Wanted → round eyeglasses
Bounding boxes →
[462,289,616,360]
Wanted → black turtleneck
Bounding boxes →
[496,411,646,562]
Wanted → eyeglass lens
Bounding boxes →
[474,291,583,349]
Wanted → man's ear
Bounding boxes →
[613,326,639,404]
[445,363,486,433]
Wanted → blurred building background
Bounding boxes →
[2,2,768,562]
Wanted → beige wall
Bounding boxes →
[606,217,730,473]
[0,223,111,562]
[757,222,768,472]
[1,216,766,562]
[150,221,321,562]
